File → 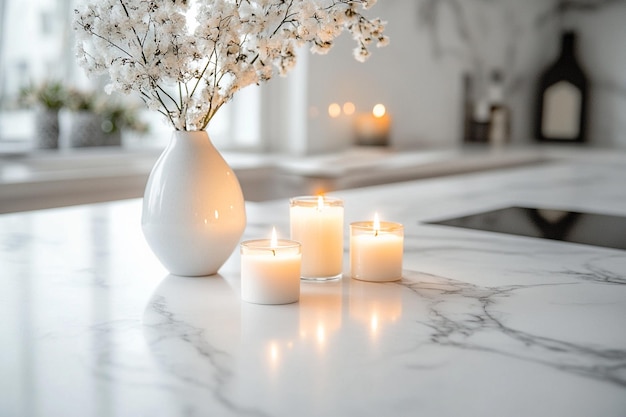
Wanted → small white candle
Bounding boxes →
[241,228,302,305]
[290,196,344,280]
[350,213,403,282]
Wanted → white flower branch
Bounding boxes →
[74,0,388,131]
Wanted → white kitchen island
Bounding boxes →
[1,149,625,417]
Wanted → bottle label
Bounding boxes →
[489,107,508,145]
[541,81,581,139]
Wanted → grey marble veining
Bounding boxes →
[401,270,626,388]
[1,149,626,417]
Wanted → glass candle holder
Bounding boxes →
[350,220,403,282]
[290,196,344,280]
[240,239,302,305]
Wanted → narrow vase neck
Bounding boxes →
[173,130,210,141]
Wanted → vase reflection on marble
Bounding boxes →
[142,130,246,276]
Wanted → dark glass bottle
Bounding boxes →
[534,31,588,143]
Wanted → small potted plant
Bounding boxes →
[66,88,147,147]
[20,80,66,149]
[96,98,149,146]
[65,88,103,147]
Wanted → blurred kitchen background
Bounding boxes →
[1,0,625,211]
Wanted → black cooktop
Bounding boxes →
[426,206,626,250]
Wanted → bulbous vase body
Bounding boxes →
[142,131,246,276]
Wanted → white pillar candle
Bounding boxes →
[241,228,302,305]
[290,196,344,280]
[350,213,403,282]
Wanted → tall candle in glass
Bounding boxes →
[290,196,344,280]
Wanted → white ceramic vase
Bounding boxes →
[142,130,247,276]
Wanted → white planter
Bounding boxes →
[34,108,60,149]
[142,130,247,276]
[69,111,121,147]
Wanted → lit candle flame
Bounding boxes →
[373,212,381,237]
[270,226,278,252]
[317,195,324,211]
[373,104,386,118]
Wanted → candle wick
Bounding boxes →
[272,249,276,256]
[375,230,379,237]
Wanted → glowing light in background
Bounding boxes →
[343,102,356,116]
[373,104,386,118]
[328,103,341,118]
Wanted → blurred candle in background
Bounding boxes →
[354,104,391,146]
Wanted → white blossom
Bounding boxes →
[74,0,388,131]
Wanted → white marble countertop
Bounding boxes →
[1,151,625,417]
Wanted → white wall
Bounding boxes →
[568,1,626,148]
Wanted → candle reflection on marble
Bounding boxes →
[267,339,285,374]
[350,213,404,282]
[239,301,299,381]
[298,280,343,352]
[349,279,403,340]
